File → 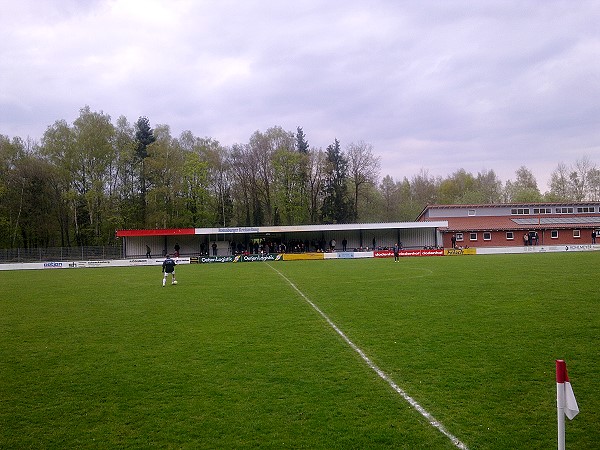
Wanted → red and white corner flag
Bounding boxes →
[556,360,579,419]
[556,360,579,450]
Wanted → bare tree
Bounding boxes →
[548,157,598,201]
[228,143,255,225]
[548,162,572,201]
[346,141,380,220]
[307,147,326,223]
[205,141,231,227]
[588,167,600,201]
[570,156,595,201]
[378,175,398,221]
[410,168,440,208]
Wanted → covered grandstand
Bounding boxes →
[115,221,448,258]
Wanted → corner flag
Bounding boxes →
[556,359,579,450]
[556,360,579,419]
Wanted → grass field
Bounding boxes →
[1,252,598,449]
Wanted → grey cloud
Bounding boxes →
[1,0,599,191]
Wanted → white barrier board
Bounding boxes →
[0,257,191,271]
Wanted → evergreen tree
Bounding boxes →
[135,116,156,159]
[321,139,352,223]
[134,117,156,226]
[296,127,309,154]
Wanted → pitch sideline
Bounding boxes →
[267,262,468,450]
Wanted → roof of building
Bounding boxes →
[441,215,600,232]
[417,202,600,221]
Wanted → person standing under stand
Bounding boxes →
[146,245,151,258]
[162,255,176,287]
[393,243,400,262]
[342,238,347,251]
[451,235,456,249]
[592,230,596,244]
[174,243,180,257]
[212,242,218,256]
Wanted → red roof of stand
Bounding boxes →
[116,228,196,237]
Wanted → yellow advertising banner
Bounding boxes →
[283,252,325,261]
[444,248,477,256]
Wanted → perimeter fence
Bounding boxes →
[0,246,123,263]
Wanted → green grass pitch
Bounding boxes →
[1,252,598,449]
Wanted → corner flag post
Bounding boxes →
[556,360,579,450]
[556,360,566,450]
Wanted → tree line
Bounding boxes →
[1,106,599,249]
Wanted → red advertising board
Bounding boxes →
[417,249,444,257]
[374,249,444,258]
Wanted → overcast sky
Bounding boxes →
[2,0,599,191]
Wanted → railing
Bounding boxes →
[0,246,123,263]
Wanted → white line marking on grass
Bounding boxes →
[406,266,435,278]
[267,263,468,450]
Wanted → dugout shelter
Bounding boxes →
[116,221,448,258]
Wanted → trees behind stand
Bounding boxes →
[1,107,599,248]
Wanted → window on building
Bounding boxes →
[551,230,559,239]
[483,232,491,240]
[456,233,464,241]
[577,207,595,213]
[556,207,574,214]
[470,233,477,241]
[511,208,530,215]
[533,208,552,214]
[506,232,514,240]
[468,209,476,216]
[573,229,581,238]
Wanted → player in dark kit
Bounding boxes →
[393,243,400,262]
[162,255,177,287]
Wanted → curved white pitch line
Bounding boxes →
[267,264,468,450]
